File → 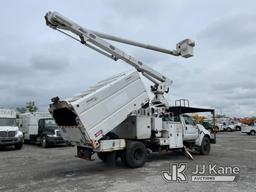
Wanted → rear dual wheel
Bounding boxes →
[97,141,147,168]
[122,141,147,168]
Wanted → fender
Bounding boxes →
[195,124,211,146]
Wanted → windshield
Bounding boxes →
[0,118,16,126]
[44,119,57,129]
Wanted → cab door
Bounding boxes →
[181,115,198,141]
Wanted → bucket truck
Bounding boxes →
[45,11,215,168]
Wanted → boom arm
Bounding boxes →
[45,11,195,106]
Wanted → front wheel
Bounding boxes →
[250,130,256,136]
[14,141,23,150]
[41,136,48,148]
[200,136,211,155]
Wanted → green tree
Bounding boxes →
[16,101,38,113]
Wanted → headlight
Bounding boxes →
[15,131,23,138]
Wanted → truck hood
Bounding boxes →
[0,126,19,131]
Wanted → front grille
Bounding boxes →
[8,131,16,137]
[0,131,7,137]
[56,130,61,137]
[0,131,16,138]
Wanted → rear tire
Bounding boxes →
[123,141,146,168]
[250,130,256,136]
[97,152,107,162]
[200,136,211,155]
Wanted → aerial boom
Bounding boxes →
[45,11,195,106]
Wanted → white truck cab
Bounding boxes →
[216,118,241,132]
[217,122,236,132]
[0,109,23,149]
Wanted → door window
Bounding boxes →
[183,115,196,126]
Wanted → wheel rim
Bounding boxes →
[134,148,144,161]
[203,140,210,152]
[42,137,46,147]
[251,131,255,136]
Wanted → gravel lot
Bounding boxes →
[0,132,255,192]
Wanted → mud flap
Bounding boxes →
[76,146,95,161]
[106,151,116,167]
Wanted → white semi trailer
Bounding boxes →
[45,11,216,168]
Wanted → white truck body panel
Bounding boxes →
[113,115,151,139]
[168,122,183,148]
[95,139,126,152]
[19,112,52,140]
[51,70,149,145]
[151,117,163,132]
[0,109,16,119]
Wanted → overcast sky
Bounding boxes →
[0,0,256,117]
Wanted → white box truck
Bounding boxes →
[0,109,23,149]
[19,112,66,148]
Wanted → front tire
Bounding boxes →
[123,141,146,168]
[14,141,23,150]
[41,136,48,148]
[200,136,211,155]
